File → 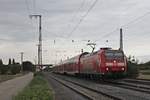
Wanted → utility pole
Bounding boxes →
[119,28,123,51]
[20,52,24,72]
[29,15,42,70]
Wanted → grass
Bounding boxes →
[13,72,53,100]
[137,74,150,80]
[137,70,150,80]
[140,70,150,75]
[0,72,28,83]
[0,75,14,82]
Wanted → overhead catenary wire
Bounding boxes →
[66,0,99,38]
[43,27,67,38]
[121,11,150,28]
[94,28,119,43]
[51,0,88,44]
[94,11,150,43]
[70,0,86,23]
[60,0,86,38]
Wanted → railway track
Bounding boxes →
[51,73,150,100]
[66,75,150,94]
[49,74,121,100]
[123,78,150,85]
[104,80,150,94]
[72,76,150,94]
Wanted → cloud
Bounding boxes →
[0,0,150,64]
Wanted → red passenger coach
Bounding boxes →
[53,48,127,78]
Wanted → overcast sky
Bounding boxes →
[0,0,150,64]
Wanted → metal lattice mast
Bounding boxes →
[29,15,42,69]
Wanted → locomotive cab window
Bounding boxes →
[105,50,124,60]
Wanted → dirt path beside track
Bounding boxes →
[0,72,33,100]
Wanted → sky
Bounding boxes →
[0,0,150,64]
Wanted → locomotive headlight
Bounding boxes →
[121,68,125,71]
[106,67,109,71]
[113,60,116,63]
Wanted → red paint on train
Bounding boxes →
[53,48,127,77]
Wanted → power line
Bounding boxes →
[43,28,66,38]
[60,0,86,38]
[66,0,99,38]
[94,11,150,43]
[40,1,87,41]
[121,11,150,28]
[50,0,87,41]
[94,28,119,42]
[70,0,86,23]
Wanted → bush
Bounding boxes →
[127,61,139,78]
[10,64,21,75]
[34,71,43,77]
[23,61,35,72]
[0,65,9,74]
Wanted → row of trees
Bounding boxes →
[0,59,21,75]
[0,59,35,75]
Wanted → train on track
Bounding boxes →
[53,47,127,78]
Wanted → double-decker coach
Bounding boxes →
[53,48,127,78]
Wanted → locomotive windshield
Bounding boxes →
[105,50,124,60]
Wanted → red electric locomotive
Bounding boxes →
[53,47,127,78]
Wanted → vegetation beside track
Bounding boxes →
[127,61,139,78]
[0,72,28,83]
[140,70,150,75]
[0,58,36,82]
[137,70,150,80]
[137,61,150,80]
[126,56,150,79]
[13,72,53,100]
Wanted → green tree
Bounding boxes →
[0,59,3,74]
[23,61,35,72]
[0,65,9,74]
[0,59,3,65]
[12,58,15,64]
[8,58,11,65]
[10,63,21,75]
